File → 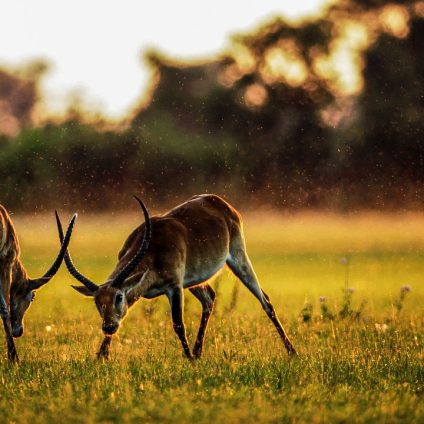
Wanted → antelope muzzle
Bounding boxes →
[12,324,24,338]
[102,322,119,335]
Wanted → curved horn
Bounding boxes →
[112,196,151,288]
[28,213,77,291]
[56,211,99,293]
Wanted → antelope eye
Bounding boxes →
[115,294,123,304]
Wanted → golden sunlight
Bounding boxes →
[414,1,424,17]
[218,64,244,88]
[243,83,268,108]
[379,5,410,38]
[262,40,308,87]
[313,20,371,96]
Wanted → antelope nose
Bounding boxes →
[12,326,23,338]
[102,323,118,335]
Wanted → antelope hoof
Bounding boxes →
[193,349,203,359]
[8,350,19,364]
[96,349,109,361]
[185,352,195,361]
[287,345,298,357]
[97,351,109,360]
[97,353,109,361]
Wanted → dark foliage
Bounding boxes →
[0,1,423,211]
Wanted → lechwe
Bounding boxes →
[0,205,76,362]
[56,194,296,359]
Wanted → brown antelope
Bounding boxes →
[0,205,76,363]
[56,194,296,359]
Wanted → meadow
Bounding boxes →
[1,211,423,423]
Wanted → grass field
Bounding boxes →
[1,211,423,423]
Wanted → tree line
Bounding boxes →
[0,0,423,211]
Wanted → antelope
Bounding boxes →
[0,205,76,362]
[56,194,296,359]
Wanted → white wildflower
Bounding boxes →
[375,323,389,333]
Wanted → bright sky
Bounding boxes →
[1,0,331,120]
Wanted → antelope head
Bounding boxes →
[56,197,151,336]
[10,213,77,337]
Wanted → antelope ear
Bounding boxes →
[71,285,95,297]
[28,277,50,291]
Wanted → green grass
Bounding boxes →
[1,212,423,423]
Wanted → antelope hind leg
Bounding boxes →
[189,284,216,358]
[227,248,297,356]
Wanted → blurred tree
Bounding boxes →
[355,16,424,178]
[0,60,47,136]
[130,0,423,208]
[332,13,424,207]
[1,1,423,211]
[132,45,333,207]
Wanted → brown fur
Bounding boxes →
[0,206,32,362]
[70,194,297,359]
[0,205,75,362]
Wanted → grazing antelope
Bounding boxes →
[0,205,76,363]
[56,194,296,359]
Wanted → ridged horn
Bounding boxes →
[112,196,151,288]
[28,213,77,291]
[56,211,99,293]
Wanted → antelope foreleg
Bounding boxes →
[97,335,112,360]
[0,279,18,363]
[167,287,193,360]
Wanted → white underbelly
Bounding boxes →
[183,258,227,289]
